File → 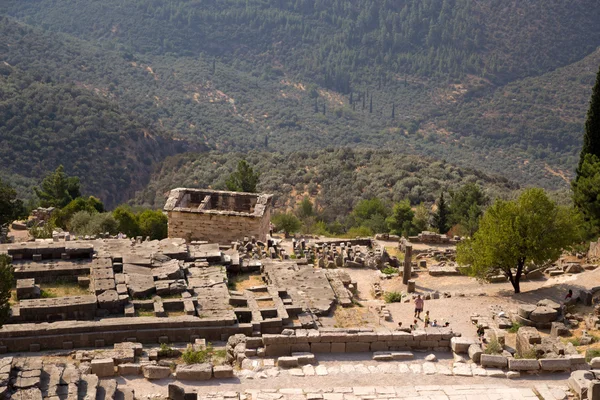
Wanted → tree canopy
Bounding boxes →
[578,65,600,172]
[34,165,81,208]
[226,160,260,193]
[432,192,450,234]
[457,188,581,293]
[0,254,13,327]
[0,178,25,227]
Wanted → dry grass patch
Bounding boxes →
[40,279,90,298]
[228,273,263,291]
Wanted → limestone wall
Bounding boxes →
[255,328,456,356]
[167,211,269,243]
[0,318,253,353]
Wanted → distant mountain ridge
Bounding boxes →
[0,1,599,202]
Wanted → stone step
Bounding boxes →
[78,374,99,400]
[96,378,117,400]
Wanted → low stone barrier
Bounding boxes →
[0,317,253,352]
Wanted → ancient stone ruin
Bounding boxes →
[164,188,273,243]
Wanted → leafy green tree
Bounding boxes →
[578,65,600,172]
[34,165,81,208]
[457,188,581,293]
[0,178,25,227]
[386,200,415,237]
[113,205,142,238]
[271,212,302,237]
[450,183,488,236]
[0,255,13,327]
[138,210,168,240]
[52,196,105,229]
[412,203,430,234]
[432,192,450,234]
[296,197,314,219]
[226,160,260,193]
[572,154,600,237]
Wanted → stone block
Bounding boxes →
[264,344,291,357]
[245,337,264,349]
[277,357,299,368]
[508,358,540,371]
[357,332,377,342]
[78,276,91,288]
[114,342,143,357]
[158,336,169,344]
[331,343,346,353]
[291,352,316,365]
[530,306,559,323]
[539,358,571,371]
[176,363,212,381]
[62,342,73,350]
[373,352,393,361]
[370,342,388,352]
[94,339,105,348]
[569,370,593,399]
[591,357,600,369]
[450,337,475,354]
[345,342,370,353]
[118,364,141,376]
[391,351,413,360]
[551,322,570,338]
[468,344,482,363]
[91,358,114,377]
[290,343,311,353]
[213,365,234,379]
[29,344,40,352]
[168,384,186,400]
[311,343,331,353]
[142,365,171,380]
[480,354,508,368]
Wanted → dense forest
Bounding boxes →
[1,1,600,205]
[136,149,520,220]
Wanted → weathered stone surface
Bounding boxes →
[517,304,536,319]
[118,363,141,376]
[569,370,593,399]
[529,306,559,323]
[539,358,571,371]
[450,337,476,354]
[277,357,299,368]
[551,322,570,338]
[176,363,212,381]
[114,342,143,357]
[468,344,483,363]
[213,365,234,379]
[168,383,186,400]
[480,354,508,368]
[508,358,540,371]
[537,299,561,310]
[91,358,114,377]
[142,365,171,380]
[127,274,156,299]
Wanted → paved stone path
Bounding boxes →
[201,385,541,400]
[238,359,516,379]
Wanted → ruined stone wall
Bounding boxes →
[256,328,456,356]
[0,318,253,353]
[167,211,269,243]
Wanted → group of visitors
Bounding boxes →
[397,294,449,331]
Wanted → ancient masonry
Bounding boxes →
[164,188,273,244]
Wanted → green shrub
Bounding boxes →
[382,267,398,275]
[384,291,403,303]
[586,348,600,362]
[182,343,215,364]
[483,339,502,355]
[516,348,537,359]
[507,322,522,333]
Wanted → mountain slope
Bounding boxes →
[0,63,198,207]
[135,149,519,223]
[0,2,599,194]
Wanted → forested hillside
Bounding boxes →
[136,149,519,222]
[0,51,201,206]
[1,1,600,200]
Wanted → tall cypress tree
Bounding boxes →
[369,95,373,114]
[433,192,450,234]
[578,65,600,174]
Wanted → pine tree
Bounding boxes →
[322,103,326,115]
[578,65,600,173]
[349,92,353,105]
[433,192,450,234]
[369,95,373,114]
[391,103,395,119]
